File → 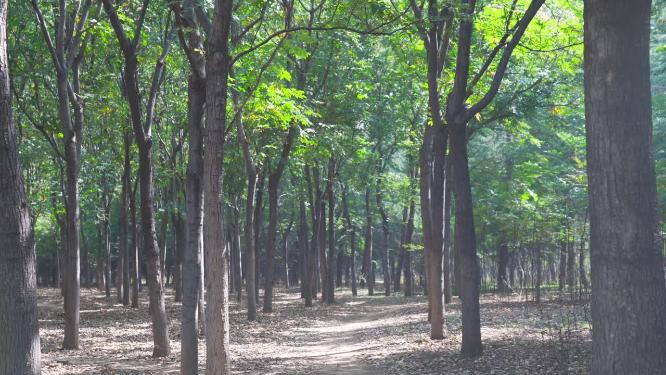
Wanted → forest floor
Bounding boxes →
[38,286,591,374]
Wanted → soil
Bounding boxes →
[39,287,591,374]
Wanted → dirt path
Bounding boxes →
[39,288,592,374]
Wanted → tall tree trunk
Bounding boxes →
[130,177,139,308]
[102,0,172,356]
[442,159,452,304]
[363,188,374,295]
[202,0,234,372]
[584,1,666,372]
[324,158,336,303]
[449,120,481,356]
[578,212,589,291]
[497,244,509,293]
[341,186,358,297]
[403,195,416,297]
[566,234,576,291]
[173,213,185,302]
[282,219,293,288]
[299,195,312,306]
[121,132,131,306]
[558,241,567,292]
[534,244,541,303]
[376,188,391,296]
[233,201,242,302]
[0,2,41,368]
[103,200,111,299]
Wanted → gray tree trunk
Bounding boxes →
[0,2,41,369]
[584,0,666,372]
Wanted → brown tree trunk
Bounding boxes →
[202,0,234,371]
[363,188,374,296]
[129,177,140,308]
[174,3,207,371]
[0,2,41,368]
[342,188,358,297]
[121,132,131,306]
[584,1,666,372]
[497,244,509,293]
[376,188,391,296]
[558,240,567,292]
[449,120,481,356]
[102,0,172,356]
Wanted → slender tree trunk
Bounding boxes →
[122,132,131,306]
[585,1,666,372]
[578,212,589,291]
[233,202,242,302]
[202,1,233,371]
[282,219,293,288]
[364,188,374,295]
[0,3,41,367]
[443,160,452,303]
[376,188,391,296]
[130,178,139,308]
[497,244,509,293]
[403,196,416,297]
[103,202,111,299]
[341,186,357,297]
[558,241,567,292]
[450,120,481,356]
[535,244,541,303]
[173,213,185,302]
[324,159,336,303]
[299,196,312,306]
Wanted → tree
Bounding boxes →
[202,0,234,372]
[584,0,666,372]
[102,0,172,357]
[29,0,96,349]
[0,0,41,370]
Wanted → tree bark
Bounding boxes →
[0,1,41,368]
[264,126,297,312]
[497,244,509,293]
[121,132,131,306]
[102,0,172,356]
[376,187,392,296]
[202,0,234,372]
[363,188,374,295]
[341,186,358,297]
[558,240,567,292]
[584,1,666,372]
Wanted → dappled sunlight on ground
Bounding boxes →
[38,287,590,374]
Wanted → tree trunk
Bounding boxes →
[497,244,509,293]
[376,188,391,296]
[443,159,452,303]
[363,188,374,296]
[121,132,131,306]
[403,197,416,297]
[103,201,111,299]
[341,187,358,297]
[324,158,336,303]
[299,195,312,306]
[130,177,139,308]
[584,1,666,372]
[450,120,481,356]
[558,241,567,292]
[0,2,41,368]
[202,0,234,371]
[173,213,185,302]
[254,172,265,304]
[282,219,293,289]
[534,244,541,303]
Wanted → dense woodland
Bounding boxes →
[1,0,665,374]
